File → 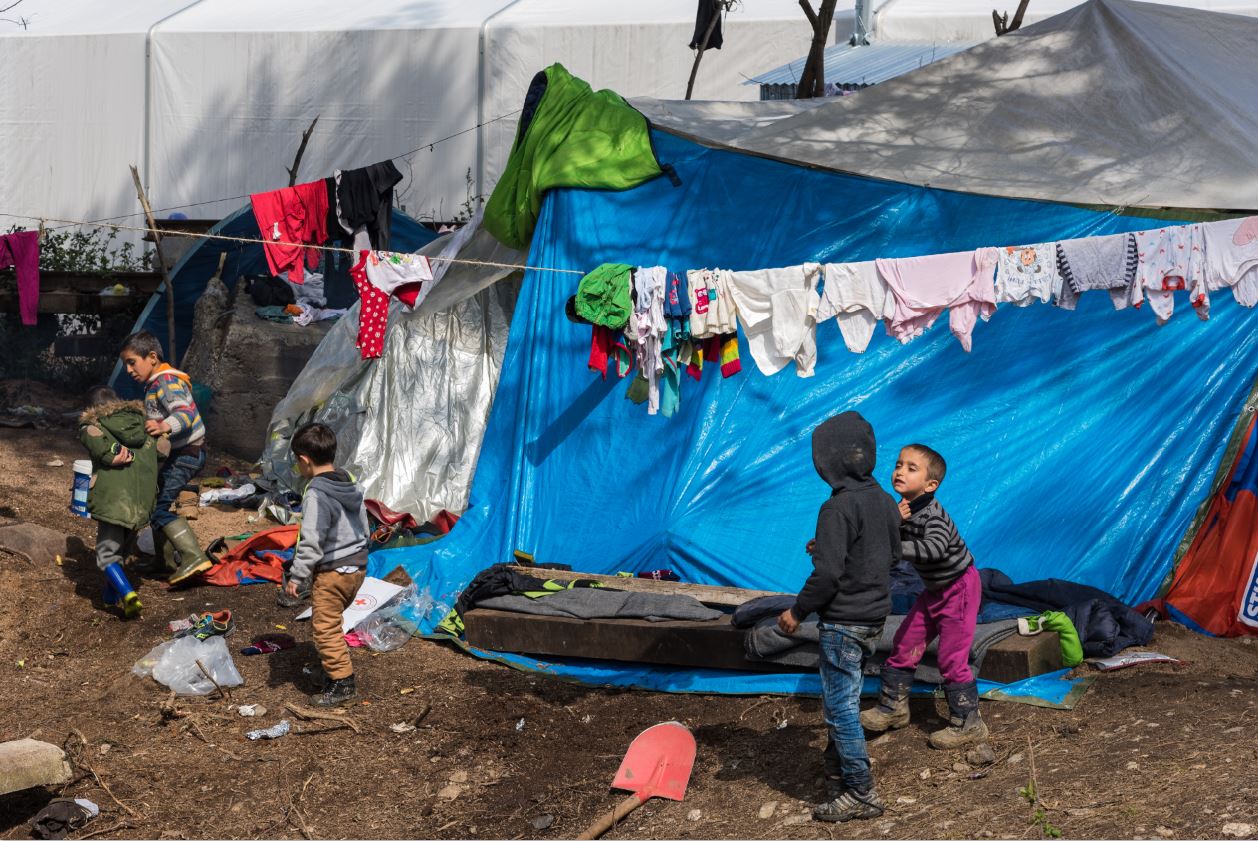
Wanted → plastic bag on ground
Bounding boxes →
[352,584,449,652]
[132,635,244,695]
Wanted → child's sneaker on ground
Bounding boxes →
[813,788,885,822]
[310,676,357,707]
[181,610,234,641]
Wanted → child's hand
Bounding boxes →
[898,499,912,520]
[805,539,816,555]
[145,419,170,436]
[284,579,300,599]
[777,608,800,635]
[110,447,134,467]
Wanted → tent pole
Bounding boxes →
[130,164,177,358]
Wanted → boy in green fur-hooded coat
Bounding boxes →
[78,386,167,618]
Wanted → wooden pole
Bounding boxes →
[685,5,724,101]
[129,164,177,356]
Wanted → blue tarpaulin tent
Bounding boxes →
[367,129,1258,695]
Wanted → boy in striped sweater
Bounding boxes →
[860,443,989,750]
[119,331,213,586]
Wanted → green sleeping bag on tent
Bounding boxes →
[484,63,663,250]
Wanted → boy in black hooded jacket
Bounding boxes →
[778,411,900,822]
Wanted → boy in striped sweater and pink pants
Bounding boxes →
[860,443,990,750]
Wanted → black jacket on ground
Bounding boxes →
[791,412,901,625]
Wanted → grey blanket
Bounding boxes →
[744,614,1019,684]
[476,589,723,622]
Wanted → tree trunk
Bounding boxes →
[796,0,838,99]
[993,0,1032,35]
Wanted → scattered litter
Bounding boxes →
[1090,651,1182,671]
[55,554,62,566]
[782,814,811,827]
[1155,827,1175,837]
[295,576,404,633]
[1222,824,1254,838]
[918,769,931,779]
[581,714,593,724]
[240,634,296,656]
[399,687,415,695]
[530,814,555,831]
[274,624,287,630]
[45,459,63,467]
[896,796,917,805]
[167,614,201,634]
[97,743,111,756]
[246,719,290,740]
[966,743,996,766]
[1126,761,1140,770]
[238,704,266,717]
[389,722,416,734]
[775,719,788,730]
[758,801,778,819]
[686,809,702,822]
[132,636,244,696]
[199,483,257,507]
[515,718,525,732]
[30,798,97,839]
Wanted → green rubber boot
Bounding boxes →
[163,518,212,585]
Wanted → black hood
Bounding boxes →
[812,411,877,492]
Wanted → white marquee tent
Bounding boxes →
[0,0,820,233]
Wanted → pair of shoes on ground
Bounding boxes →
[175,610,235,641]
[301,663,359,707]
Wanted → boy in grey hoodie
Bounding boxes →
[778,411,901,822]
[284,422,370,706]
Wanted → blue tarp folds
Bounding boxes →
[371,130,1258,694]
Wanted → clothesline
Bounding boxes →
[24,108,523,235]
[0,211,582,276]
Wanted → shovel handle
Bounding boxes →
[577,793,646,840]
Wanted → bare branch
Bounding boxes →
[285,115,320,187]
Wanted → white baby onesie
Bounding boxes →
[817,262,893,353]
[726,263,822,377]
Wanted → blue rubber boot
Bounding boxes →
[104,562,143,619]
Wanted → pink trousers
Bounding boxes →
[884,564,980,684]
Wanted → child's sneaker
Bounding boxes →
[812,788,885,822]
[181,610,235,641]
[310,675,358,707]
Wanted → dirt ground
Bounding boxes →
[1,415,1257,840]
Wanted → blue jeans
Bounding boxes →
[818,621,883,793]
[151,448,206,530]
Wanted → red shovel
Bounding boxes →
[577,721,697,840]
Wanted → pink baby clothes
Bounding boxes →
[349,252,390,360]
[875,248,998,352]
[0,231,40,325]
[1132,225,1207,324]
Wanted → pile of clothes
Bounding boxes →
[250,162,471,360]
[570,216,1258,399]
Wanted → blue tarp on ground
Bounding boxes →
[112,205,437,397]
[369,130,1258,694]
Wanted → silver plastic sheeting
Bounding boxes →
[261,219,524,522]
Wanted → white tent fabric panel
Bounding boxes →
[2,0,822,234]
[0,1,194,230]
[640,0,1258,211]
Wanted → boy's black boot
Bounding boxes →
[929,680,989,749]
[311,675,358,707]
[859,666,913,731]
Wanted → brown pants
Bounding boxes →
[311,569,366,680]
